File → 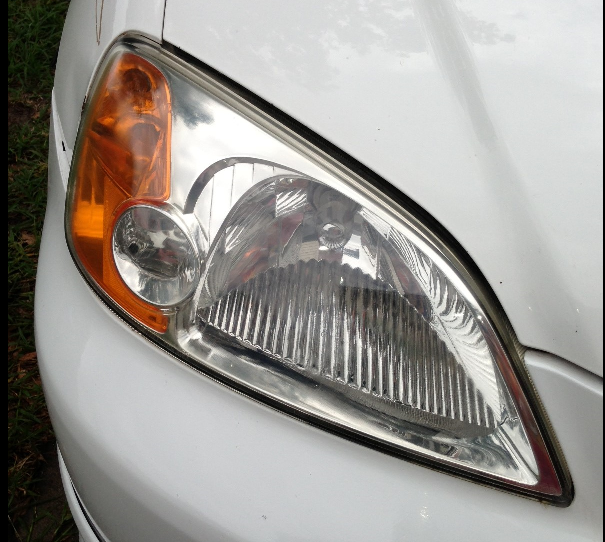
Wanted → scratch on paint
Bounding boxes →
[95,0,105,45]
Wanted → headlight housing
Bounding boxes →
[65,37,572,504]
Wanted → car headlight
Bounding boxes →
[65,37,571,504]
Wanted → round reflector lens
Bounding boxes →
[113,204,199,306]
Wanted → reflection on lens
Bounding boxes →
[113,205,199,306]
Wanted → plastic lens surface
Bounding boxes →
[65,40,570,503]
[193,169,538,485]
[199,176,502,437]
[67,50,171,331]
[113,204,199,306]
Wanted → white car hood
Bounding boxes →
[163,0,603,376]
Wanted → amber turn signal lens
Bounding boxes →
[69,52,171,332]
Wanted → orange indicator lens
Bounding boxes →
[69,52,172,332]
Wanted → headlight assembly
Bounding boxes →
[66,38,572,504]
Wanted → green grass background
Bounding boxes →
[8,1,75,540]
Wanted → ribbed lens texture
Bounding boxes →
[185,159,546,487]
[200,259,497,434]
[193,170,507,436]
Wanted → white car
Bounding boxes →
[36,1,602,541]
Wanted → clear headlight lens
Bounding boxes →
[199,175,502,438]
[66,39,571,504]
[113,204,200,306]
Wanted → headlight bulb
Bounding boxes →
[113,204,200,306]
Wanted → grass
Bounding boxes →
[8,1,76,540]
